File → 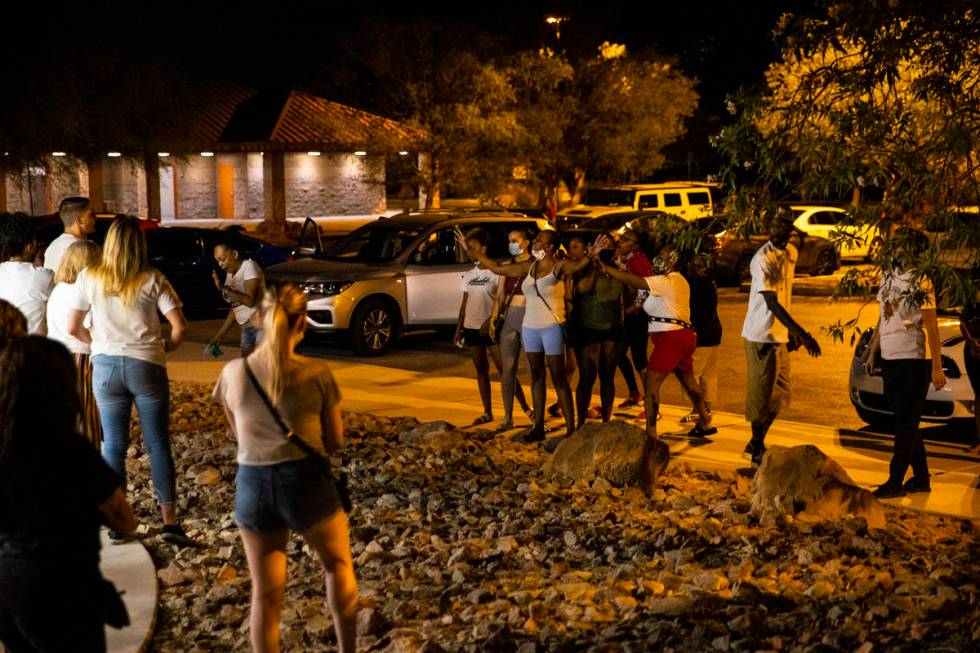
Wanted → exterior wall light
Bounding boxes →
[354,151,367,156]
[107,152,122,157]
[52,152,67,157]
[158,152,170,157]
[308,151,321,156]
[398,151,409,156]
[201,152,215,157]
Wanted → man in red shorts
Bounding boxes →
[600,246,715,440]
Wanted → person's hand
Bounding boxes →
[931,364,947,391]
[211,270,222,291]
[797,331,821,357]
[863,348,877,376]
[453,226,469,253]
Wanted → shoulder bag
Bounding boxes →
[243,358,352,513]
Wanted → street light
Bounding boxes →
[545,15,568,43]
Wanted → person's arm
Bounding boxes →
[163,308,187,353]
[922,307,947,390]
[598,262,649,291]
[554,255,594,280]
[863,320,881,375]
[576,265,598,294]
[209,311,237,347]
[98,487,137,534]
[455,293,468,343]
[488,280,506,339]
[760,291,821,357]
[961,314,980,357]
[67,308,93,344]
[322,404,345,453]
[222,277,261,308]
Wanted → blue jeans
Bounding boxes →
[240,325,261,356]
[92,355,176,505]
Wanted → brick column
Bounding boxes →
[143,155,161,221]
[87,159,104,212]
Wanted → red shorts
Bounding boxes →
[647,329,697,374]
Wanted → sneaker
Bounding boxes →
[107,530,131,545]
[687,424,718,438]
[872,483,906,499]
[742,442,766,468]
[679,412,699,424]
[902,477,931,494]
[159,524,196,547]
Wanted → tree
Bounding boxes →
[712,0,980,336]
[508,45,699,202]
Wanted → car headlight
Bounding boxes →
[298,281,353,297]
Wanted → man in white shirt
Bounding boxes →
[0,212,54,335]
[43,196,95,274]
[741,211,822,467]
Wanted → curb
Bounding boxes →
[101,532,159,653]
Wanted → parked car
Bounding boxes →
[789,204,874,261]
[145,227,291,317]
[264,212,550,356]
[557,182,724,225]
[849,318,976,427]
[712,223,840,285]
[923,206,979,271]
[559,209,680,236]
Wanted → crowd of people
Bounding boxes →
[0,199,356,652]
[0,193,977,652]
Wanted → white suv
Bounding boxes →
[558,182,723,226]
[265,212,549,356]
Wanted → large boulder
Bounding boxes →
[751,444,885,528]
[543,421,669,492]
[397,420,465,449]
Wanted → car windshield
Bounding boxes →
[321,224,421,262]
[582,189,636,206]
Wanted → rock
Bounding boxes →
[543,421,669,491]
[750,445,885,528]
[195,467,222,485]
[157,565,191,588]
[357,607,388,636]
[397,421,463,449]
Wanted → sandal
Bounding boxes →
[523,406,535,422]
[471,414,493,426]
[496,419,515,432]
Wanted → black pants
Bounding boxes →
[0,552,106,653]
[617,314,648,393]
[881,358,931,485]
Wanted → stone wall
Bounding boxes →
[246,153,264,219]
[101,157,142,215]
[175,154,217,219]
[284,153,386,217]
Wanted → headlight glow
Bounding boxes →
[298,281,353,297]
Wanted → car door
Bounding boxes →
[403,226,472,325]
[147,229,219,316]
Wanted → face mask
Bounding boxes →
[531,249,546,261]
[508,243,524,256]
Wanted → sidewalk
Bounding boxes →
[166,344,980,521]
[101,531,157,653]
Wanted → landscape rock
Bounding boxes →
[397,420,464,449]
[751,444,886,528]
[543,420,669,491]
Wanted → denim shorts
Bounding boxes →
[522,324,565,355]
[235,457,342,533]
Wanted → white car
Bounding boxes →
[790,205,875,261]
[849,316,976,427]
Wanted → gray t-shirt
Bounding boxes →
[213,353,342,465]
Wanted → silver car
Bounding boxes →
[265,212,549,355]
[849,316,976,426]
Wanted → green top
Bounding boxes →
[576,274,624,331]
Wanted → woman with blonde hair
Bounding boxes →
[47,240,103,447]
[214,283,357,653]
[67,215,190,545]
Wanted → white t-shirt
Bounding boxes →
[71,267,183,367]
[643,272,691,333]
[460,265,499,329]
[225,259,264,325]
[47,282,92,355]
[0,262,54,335]
[877,270,935,360]
[741,242,798,343]
[43,233,83,274]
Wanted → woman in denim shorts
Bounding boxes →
[214,284,357,653]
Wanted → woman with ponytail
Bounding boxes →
[214,284,358,653]
[67,215,189,545]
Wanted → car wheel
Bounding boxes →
[810,246,839,276]
[736,253,754,283]
[350,299,397,356]
[855,405,893,430]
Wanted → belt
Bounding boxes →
[647,315,694,331]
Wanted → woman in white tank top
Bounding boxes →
[458,228,596,446]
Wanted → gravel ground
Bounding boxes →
[129,382,980,652]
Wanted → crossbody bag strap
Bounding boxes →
[532,260,564,325]
[242,357,321,461]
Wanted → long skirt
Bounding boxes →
[75,353,103,449]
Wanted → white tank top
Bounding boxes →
[522,261,565,328]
